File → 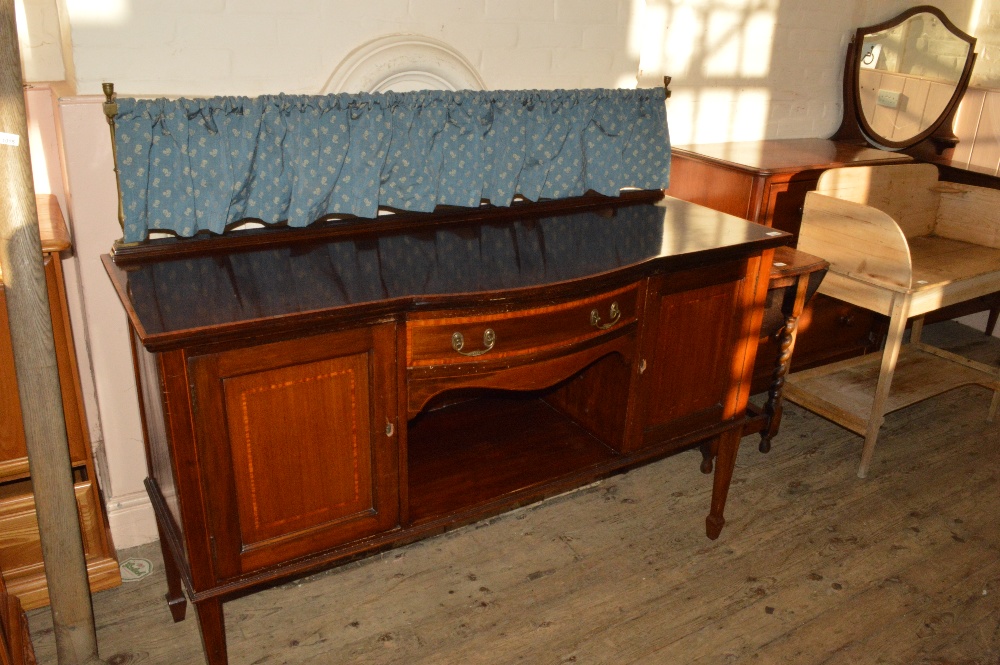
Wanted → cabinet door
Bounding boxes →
[188,324,399,578]
[637,260,760,448]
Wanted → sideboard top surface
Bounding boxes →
[105,196,787,350]
[672,138,911,176]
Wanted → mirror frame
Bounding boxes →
[832,5,977,151]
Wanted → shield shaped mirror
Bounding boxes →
[836,6,976,151]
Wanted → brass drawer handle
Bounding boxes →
[590,302,621,330]
[452,328,496,357]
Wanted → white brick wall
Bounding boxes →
[641,0,863,144]
[63,0,640,95]
[485,0,554,22]
[26,1,1000,129]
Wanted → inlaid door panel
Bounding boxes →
[188,323,399,578]
[223,352,374,547]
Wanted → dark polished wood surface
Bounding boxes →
[105,197,786,350]
[408,395,618,524]
[769,245,827,280]
[671,138,910,175]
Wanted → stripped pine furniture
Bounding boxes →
[786,163,1000,477]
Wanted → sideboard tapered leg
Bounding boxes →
[706,428,741,539]
[195,597,228,665]
[155,519,187,622]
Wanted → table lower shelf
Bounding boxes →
[784,343,1000,434]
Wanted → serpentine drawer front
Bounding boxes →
[406,283,639,369]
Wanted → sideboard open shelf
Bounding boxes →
[407,391,621,525]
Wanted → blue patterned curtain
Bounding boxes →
[114,88,670,244]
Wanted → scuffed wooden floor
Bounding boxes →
[29,322,1000,664]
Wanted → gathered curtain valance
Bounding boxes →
[114,88,670,244]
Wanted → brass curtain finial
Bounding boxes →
[663,76,672,99]
[103,82,125,231]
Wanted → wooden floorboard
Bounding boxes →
[27,322,1000,665]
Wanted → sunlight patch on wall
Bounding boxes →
[637,6,668,82]
[704,7,775,78]
[739,10,775,77]
[14,0,28,44]
[27,117,51,195]
[14,0,33,76]
[65,0,129,25]
[14,0,67,85]
[667,87,770,144]
[631,0,660,62]
[640,0,780,80]
[659,3,699,78]
[969,0,984,35]
[634,0,780,143]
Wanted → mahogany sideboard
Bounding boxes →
[0,196,120,609]
[665,138,914,373]
[104,193,786,664]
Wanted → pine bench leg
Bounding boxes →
[858,295,909,479]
